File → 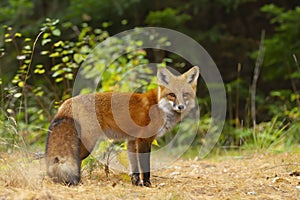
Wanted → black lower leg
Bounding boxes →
[137,139,152,187]
[142,172,151,187]
[127,140,140,186]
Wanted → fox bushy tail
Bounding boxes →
[45,117,81,185]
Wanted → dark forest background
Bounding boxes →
[0,0,299,153]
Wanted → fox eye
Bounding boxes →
[183,92,190,98]
[168,93,176,98]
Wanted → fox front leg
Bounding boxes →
[137,138,152,187]
[127,140,140,186]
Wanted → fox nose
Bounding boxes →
[177,105,185,110]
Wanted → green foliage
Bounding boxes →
[0,0,33,27]
[268,90,300,120]
[215,0,257,11]
[217,116,297,152]
[79,27,171,93]
[145,8,191,28]
[0,18,170,153]
[65,0,139,23]
[81,155,103,176]
[79,37,150,92]
[0,115,20,152]
[243,117,288,150]
[0,19,112,151]
[261,4,300,81]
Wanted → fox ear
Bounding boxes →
[184,66,200,87]
[157,68,173,86]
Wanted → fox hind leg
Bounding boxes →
[45,117,82,185]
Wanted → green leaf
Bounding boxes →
[62,50,74,55]
[52,69,64,77]
[54,40,64,47]
[80,88,93,94]
[64,73,73,80]
[5,38,12,43]
[74,53,84,64]
[35,64,43,69]
[24,45,31,50]
[152,139,160,147]
[34,69,45,74]
[52,29,61,37]
[290,71,300,79]
[49,52,60,58]
[20,64,28,69]
[55,77,63,83]
[136,40,143,46]
[43,32,50,39]
[94,28,102,34]
[16,55,26,60]
[291,94,300,102]
[62,94,70,100]
[261,4,283,15]
[102,70,111,81]
[18,81,24,88]
[14,93,22,98]
[62,21,72,28]
[7,109,13,114]
[62,56,69,63]
[51,19,60,26]
[80,45,90,54]
[12,75,20,82]
[14,33,22,37]
[21,50,32,54]
[62,67,72,72]
[41,38,51,46]
[102,22,112,28]
[121,19,128,25]
[35,91,44,97]
[51,63,62,71]
[40,51,49,55]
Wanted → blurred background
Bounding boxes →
[0,0,299,155]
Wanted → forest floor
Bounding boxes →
[0,150,300,200]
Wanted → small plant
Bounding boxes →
[0,114,21,152]
[241,117,288,151]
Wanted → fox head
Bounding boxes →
[157,66,199,115]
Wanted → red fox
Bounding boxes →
[45,66,199,186]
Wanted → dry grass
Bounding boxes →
[0,151,300,199]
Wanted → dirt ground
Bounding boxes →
[0,151,300,200]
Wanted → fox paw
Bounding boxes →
[130,173,140,186]
[141,180,151,187]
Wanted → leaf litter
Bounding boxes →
[0,151,299,199]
